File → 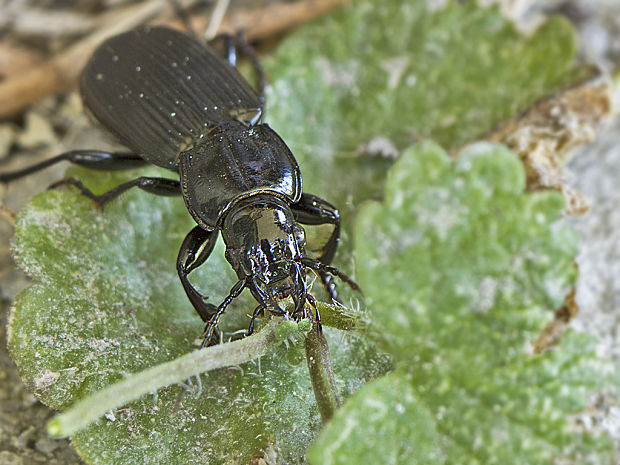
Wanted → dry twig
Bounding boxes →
[0,0,349,120]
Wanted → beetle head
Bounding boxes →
[221,195,308,315]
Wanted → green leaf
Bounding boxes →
[308,371,441,465]
[266,0,579,207]
[6,0,596,463]
[309,143,614,464]
[7,167,388,464]
[356,142,575,356]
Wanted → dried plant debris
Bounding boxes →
[0,0,349,119]
[0,41,45,80]
[532,287,580,354]
[486,76,612,216]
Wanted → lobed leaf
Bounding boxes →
[7,167,388,464]
[266,0,579,208]
[6,0,602,463]
[310,143,614,464]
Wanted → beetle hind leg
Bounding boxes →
[50,176,180,208]
[208,32,266,99]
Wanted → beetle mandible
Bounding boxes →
[0,26,359,346]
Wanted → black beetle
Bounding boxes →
[0,26,359,346]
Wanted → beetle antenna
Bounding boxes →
[300,257,361,294]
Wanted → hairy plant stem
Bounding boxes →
[305,311,340,423]
[46,301,356,438]
[47,319,281,438]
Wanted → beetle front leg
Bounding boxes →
[247,305,265,336]
[201,277,248,348]
[176,226,219,323]
[306,293,322,331]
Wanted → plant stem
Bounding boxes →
[316,300,367,331]
[305,313,339,423]
[47,319,281,438]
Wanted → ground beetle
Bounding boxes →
[0,26,359,346]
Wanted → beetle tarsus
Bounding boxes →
[247,305,265,336]
[320,273,340,304]
[49,178,104,208]
[306,293,322,333]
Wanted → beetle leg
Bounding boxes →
[292,193,342,302]
[0,150,146,183]
[250,275,286,316]
[234,31,266,100]
[247,305,265,336]
[166,0,197,38]
[208,33,237,67]
[49,176,180,207]
[306,293,322,332]
[291,262,307,318]
[174,226,220,408]
[201,277,248,348]
[208,31,266,100]
[301,257,361,294]
[177,226,219,323]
